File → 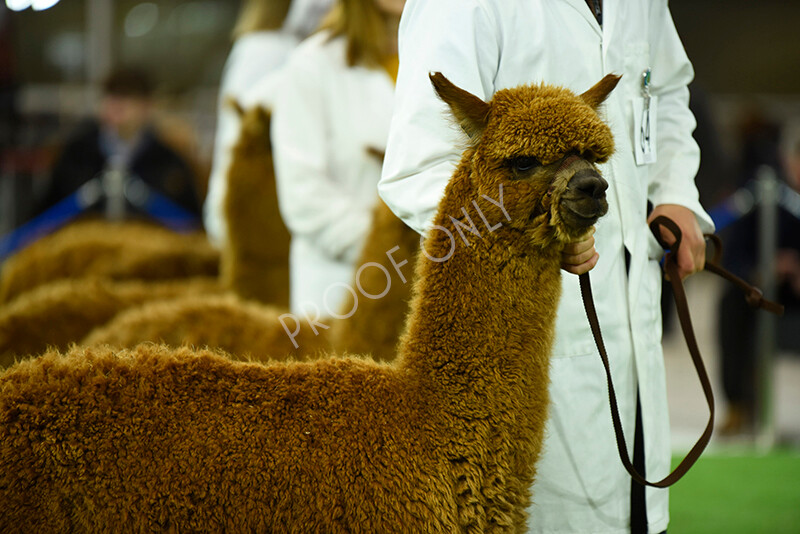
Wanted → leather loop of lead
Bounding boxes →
[580,215,782,488]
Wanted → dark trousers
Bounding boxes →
[630,394,647,534]
[630,395,667,534]
[718,283,800,409]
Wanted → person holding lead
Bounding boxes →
[379,1,712,532]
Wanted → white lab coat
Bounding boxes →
[379,1,714,532]
[271,31,395,314]
[203,0,334,247]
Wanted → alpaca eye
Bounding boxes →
[507,156,541,173]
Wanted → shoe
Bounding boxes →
[719,403,754,436]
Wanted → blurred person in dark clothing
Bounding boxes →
[659,83,736,336]
[718,118,800,435]
[37,67,201,220]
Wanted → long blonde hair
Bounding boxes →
[320,0,394,68]
[232,0,293,39]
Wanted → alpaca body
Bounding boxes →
[1,347,458,532]
[394,172,562,530]
[0,220,219,303]
[82,294,324,361]
[0,277,221,367]
[328,200,420,357]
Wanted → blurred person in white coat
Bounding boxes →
[272,0,404,314]
[379,1,713,533]
[203,0,333,247]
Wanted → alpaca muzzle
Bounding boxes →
[562,168,609,226]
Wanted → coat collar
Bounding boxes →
[563,0,601,35]
[561,0,618,59]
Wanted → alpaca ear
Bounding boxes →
[365,146,385,163]
[255,106,271,132]
[580,74,622,109]
[225,96,246,118]
[252,106,272,148]
[429,72,491,140]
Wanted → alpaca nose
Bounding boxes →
[568,170,608,200]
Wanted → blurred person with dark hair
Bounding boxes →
[203,0,333,248]
[37,67,201,219]
[271,0,404,314]
[718,118,800,435]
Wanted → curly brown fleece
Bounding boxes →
[83,294,318,360]
[0,277,222,367]
[84,200,419,362]
[0,74,618,532]
[0,219,219,303]
[221,104,291,306]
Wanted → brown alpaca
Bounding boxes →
[0,277,222,367]
[220,102,291,306]
[0,73,618,532]
[83,199,419,362]
[84,295,318,359]
[0,220,219,303]
[0,104,290,363]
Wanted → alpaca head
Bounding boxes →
[430,73,619,247]
[226,98,272,151]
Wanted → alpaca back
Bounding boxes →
[82,295,326,361]
[0,220,219,303]
[0,277,222,367]
[220,106,290,306]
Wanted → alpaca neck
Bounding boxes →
[329,201,418,359]
[397,168,562,412]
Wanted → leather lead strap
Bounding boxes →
[703,234,784,315]
[579,215,783,488]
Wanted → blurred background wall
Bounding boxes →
[0,0,241,232]
[671,0,800,205]
[1,0,799,231]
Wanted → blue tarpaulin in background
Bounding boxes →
[0,176,199,261]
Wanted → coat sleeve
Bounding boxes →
[379,0,501,235]
[271,45,373,263]
[203,97,236,247]
[647,2,715,233]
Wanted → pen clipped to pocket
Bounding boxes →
[633,67,657,165]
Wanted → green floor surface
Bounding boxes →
[669,450,800,533]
